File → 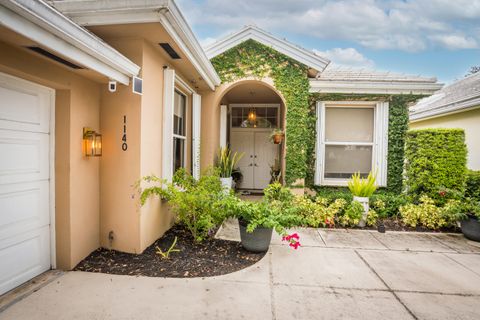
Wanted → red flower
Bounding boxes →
[282,233,301,250]
[289,241,301,250]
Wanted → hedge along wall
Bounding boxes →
[211,39,311,185]
[308,94,423,192]
[405,128,467,198]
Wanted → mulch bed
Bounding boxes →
[74,225,266,278]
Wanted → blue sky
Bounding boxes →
[177,0,480,84]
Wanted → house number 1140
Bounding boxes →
[122,115,128,151]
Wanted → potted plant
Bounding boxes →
[270,158,281,183]
[224,186,300,252]
[269,128,284,144]
[456,199,480,242]
[347,171,377,227]
[216,147,243,193]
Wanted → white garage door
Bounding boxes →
[0,72,53,296]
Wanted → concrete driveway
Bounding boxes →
[1,226,480,320]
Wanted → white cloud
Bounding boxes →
[430,34,478,49]
[177,0,480,52]
[199,37,218,47]
[313,48,375,69]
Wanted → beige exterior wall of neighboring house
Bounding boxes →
[410,107,480,170]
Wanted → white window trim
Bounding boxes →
[162,68,175,182]
[173,89,188,173]
[192,93,201,180]
[315,101,389,187]
[219,105,227,148]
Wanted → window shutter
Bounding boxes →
[219,104,227,148]
[162,68,175,182]
[375,102,389,186]
[192,93,201,180]
[314,102,324,185]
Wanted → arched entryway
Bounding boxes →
[218,80,286,190]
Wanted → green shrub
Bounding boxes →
[338,201,364,227]
[312,187,353,203]
[366,209,379,227]
[293,196,345,227]
[264,182,294,203]
[139,168,228,242]
[466,170,480,201]
[399,195,461,229]
[369,193,408,217]
[404,128,467,199]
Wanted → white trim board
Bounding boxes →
[410,97,480,121]
[51,0,220,90]
[205,25,330,73]
[1,0,140,85]
[309,79,443,95]
[175,75,195,95]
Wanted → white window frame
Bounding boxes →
[315,101,389,187]
[229,104,281,130]
[173,88,188,173]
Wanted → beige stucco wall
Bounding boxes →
[99,39,195,253]
[0,41,101,269]
[99,39,143,253]
[410,108,480,170]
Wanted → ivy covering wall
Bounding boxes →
[308,94,422,192]
[211,39,310,185]
[211,39,423,190]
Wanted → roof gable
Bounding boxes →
[205,25,330,73]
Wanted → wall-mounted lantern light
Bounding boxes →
[247,107,257,123]
[83,127,102,157]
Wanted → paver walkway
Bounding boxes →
[1,221,480,320]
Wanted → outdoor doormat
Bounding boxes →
[74,225,266,278]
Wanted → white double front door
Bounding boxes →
[230,130,278,190]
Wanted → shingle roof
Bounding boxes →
[319,66,438,83]
[410,72,480,120]
[310,66,442,95]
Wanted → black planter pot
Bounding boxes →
[238,219,273,252]
[461,216,480,242]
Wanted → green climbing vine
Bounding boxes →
[211,39,423,191]
[211,39,311,185]
[308,94,423,192]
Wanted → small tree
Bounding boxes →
[466,66,480,77]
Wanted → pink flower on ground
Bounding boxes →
[289,241,301,250]
[282,233,301,250]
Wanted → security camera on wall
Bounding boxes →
[108,80,117,93]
